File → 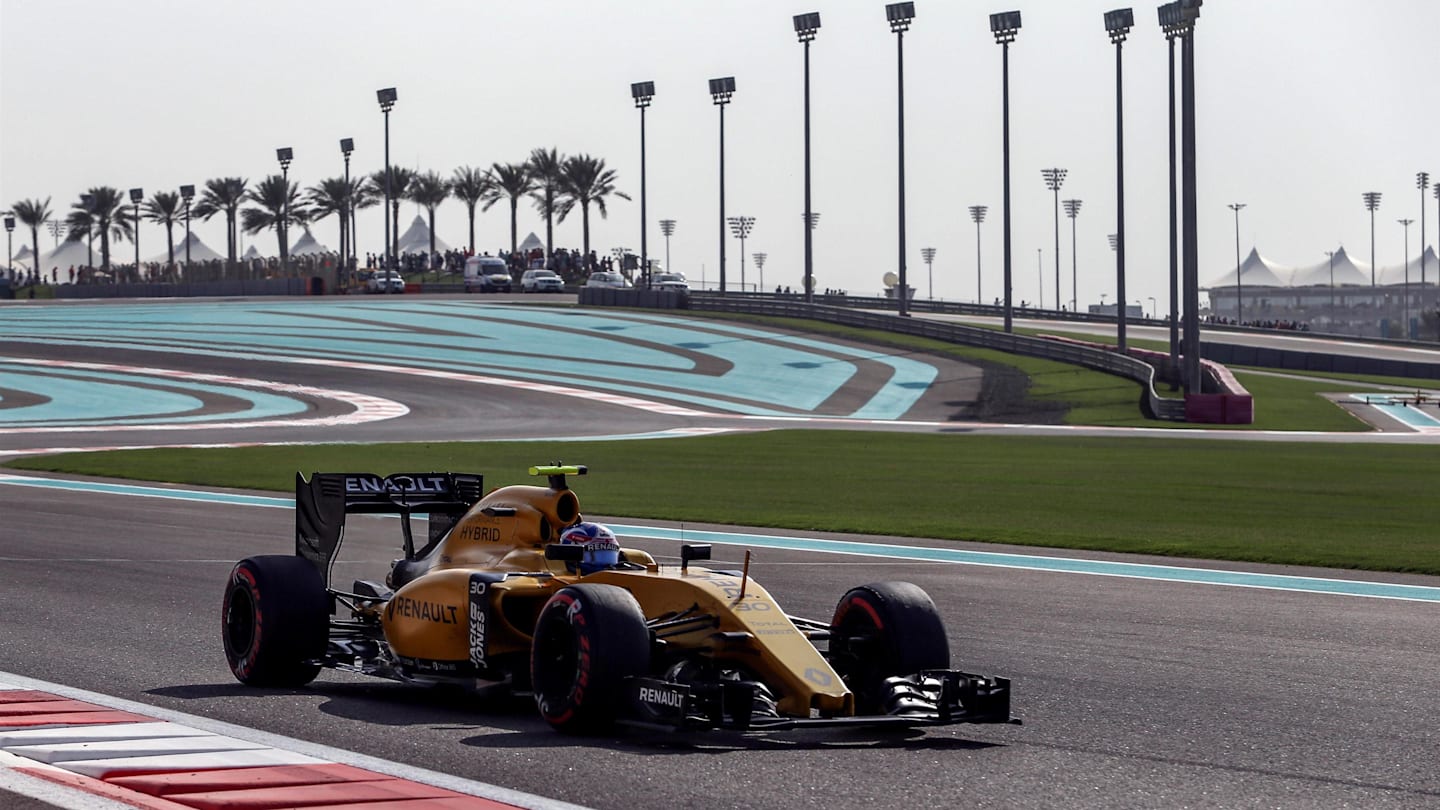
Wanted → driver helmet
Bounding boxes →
[559,522,621,574]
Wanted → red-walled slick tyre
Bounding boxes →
[829,581,951,712]
[222,555,328,687]
[530,584,649,733]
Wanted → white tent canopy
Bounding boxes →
[9,245,35,272]
[148,231,224,263]
[289,227,330,256]
[396,215,448,254]
[1291,246,1371,287]
[518,232,545,254]
[36,238,97,273]
[1374,247,1438,286]
[1206,248,1292,288]
[243,245,263,260]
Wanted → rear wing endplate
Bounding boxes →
[295,471,484,587]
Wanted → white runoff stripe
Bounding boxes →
[0,673,588,810]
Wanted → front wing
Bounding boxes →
[622,671,1015,732]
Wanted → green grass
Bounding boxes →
[9,431,1437,574]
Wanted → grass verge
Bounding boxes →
[9,431,1437,574]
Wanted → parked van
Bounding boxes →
[463,256,513,293]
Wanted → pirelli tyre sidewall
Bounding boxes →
[222,555,328,687]
[531,583,649,734]
[830,581,951,712]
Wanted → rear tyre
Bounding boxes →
[222,556,328,687]
[829,581,950,712]
[531,584,650,734]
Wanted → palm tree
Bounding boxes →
[368,167,415,259]
[306,177,359,270]
[68,187,132,273]
[10,198,51,283]
[64,202,95,268]
[407,170,450,274]
[192,177,248,272]
[141,191,183,275]
[560,155,630,266]
[450,166,491,253]
[242,175,310,271]
[481,162,533,257]
[526,148,566,257]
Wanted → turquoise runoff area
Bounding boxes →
[0,301,935,419]
[1,474,1436,605]
[1348,394,1440,428]
[0,361,308,426]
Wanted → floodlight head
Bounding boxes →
[709,76,736,105]
[276,147,293,168]
[1362,191,1382,211]
[659,219,676,236]
[886,2,915,33]
[129,187,144,203]
[1063,199,1083,217]
[180,184,195,200]
[921,247,937,262]
[3,216,13,232]
[1042,168,1068,190]
[990,11,1022,43]
[1420,171,1431,190]
[1228,202,1246,213]
[1108,233,1119,250]
[631,81,655,108]
[376,87,397,110]
[340,137,354,155]
[794,11,821,41]
[969,205,988,223]
[1179,0,1201,23]
[1105,8,1134,42]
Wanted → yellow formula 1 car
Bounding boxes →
[221,465,1014,733]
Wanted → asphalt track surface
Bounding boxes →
[2,297,1439,808]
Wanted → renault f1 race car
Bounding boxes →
[221,465,1014,734]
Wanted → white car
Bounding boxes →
[521,269,566,293]
[367,270,405,294]
[651,272,690,292]
[585,271,632,289]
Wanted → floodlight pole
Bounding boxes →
[632,82,655,287]
[659,219,676,278]
[921,247,936,299]
[277,148,293,272]
[1400,218,1414,336]
[970,205,987,305]
[129,188,143,278]
[728,215,755,290]
[1063,199,1082,311]
[3,217,12,282]
[341,138,354,278]
[180,185,194,275]
[80,193,94,268]
[1042,168,1066,309]
[1420,172,1430,288]
[991,11,1021,332]
[887,3,914,317]
[754,252,768,291]
[1229,203,1245,324]
[377,88,397,265]
[710,77,735,293]
[1325,250,1336,327]
[1160,2,1181,382]
[1106,8,1133,352]
[796,12,821,304]
[1363,192,1381,288]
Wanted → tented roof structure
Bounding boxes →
[1291,247,1371,287]
[289,227,330,256]
[1205,248,1292,288]
[148,231,224,263]
[518,232,545,253]
[396,215,448,254]
[9,245,35,272]
[242,245,263,260]
[1375,247,1438,286]
[36,238,98,272]
[1206,244,1438,288]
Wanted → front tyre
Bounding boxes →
[829,581,950,712]
[222,556,328,687]
[531,584,650,734]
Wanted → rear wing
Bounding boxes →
[295,472,484,587]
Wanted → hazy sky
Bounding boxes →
[2,0,1437,308]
